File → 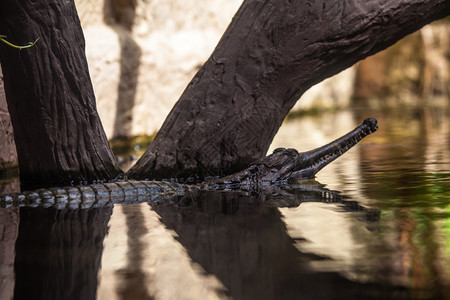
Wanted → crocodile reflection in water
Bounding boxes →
[0,119,378,209]
[9,181,385,300]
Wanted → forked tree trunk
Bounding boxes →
[0,0,449,188]
[0,0,122,189]
[128,0,450,180]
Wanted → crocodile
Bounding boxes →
[0,118,378,209]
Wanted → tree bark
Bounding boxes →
[0,0,122,189]
[128,0,450,180]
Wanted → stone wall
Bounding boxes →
[76,0,244,138]
[0,66,17,170]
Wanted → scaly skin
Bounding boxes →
[0,119,378,209]
[0,180,193,209]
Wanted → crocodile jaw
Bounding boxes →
[213,118,378,188]
[284,118,378,181]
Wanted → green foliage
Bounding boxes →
[0,35,39,50]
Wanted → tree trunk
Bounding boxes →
[128,0,450,180]
[0,0,122,189]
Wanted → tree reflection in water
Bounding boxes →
[150,183,408,300]
[13,207,112,300]
[9,181,412,299]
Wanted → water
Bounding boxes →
[1,106,449,299]
[271,107,450,299]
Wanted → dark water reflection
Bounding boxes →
[1,106,450,299]
[13,207,112,300]
[149,188,401,300]
[3,183,399,300]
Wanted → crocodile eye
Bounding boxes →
[273,148,285,153]
[250,166,259,174]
